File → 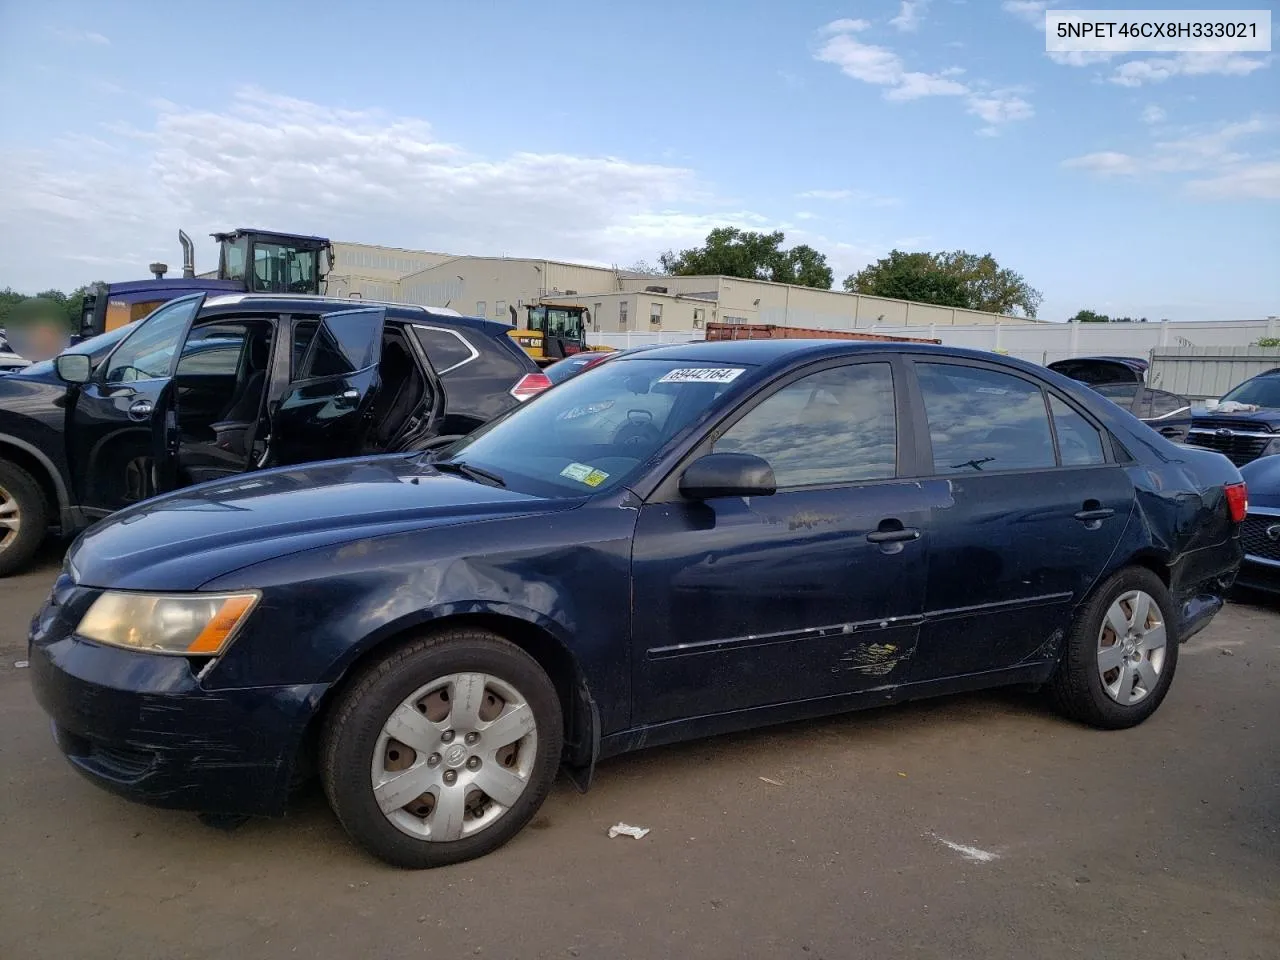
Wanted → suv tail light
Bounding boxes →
[1225,481,1248,524]
[510,372,552,401]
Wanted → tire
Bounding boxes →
[1048,566,1179,730]
[0,460,48,578]
[321,628,563,869]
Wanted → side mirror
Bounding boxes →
[54,354,92,384]
[679,452,776,500]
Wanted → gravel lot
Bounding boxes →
[1,545,1276,960]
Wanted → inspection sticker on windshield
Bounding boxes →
[657,367,746,384]
[560,462,610,487]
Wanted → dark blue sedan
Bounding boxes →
[29,340,1247,868]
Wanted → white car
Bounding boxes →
[0,331,30,373]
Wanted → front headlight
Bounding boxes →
[77,591,260,655]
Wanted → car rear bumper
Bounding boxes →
[28,589,327,817]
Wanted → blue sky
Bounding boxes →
[0,0,1275,321]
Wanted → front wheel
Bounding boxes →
[1049,567,1179,729]
[321,629,563,868]
[0,460,48,578]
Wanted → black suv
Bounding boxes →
[0,293,543,575]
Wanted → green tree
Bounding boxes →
[659,227,834,289]
[845,250,1043,318]
[0,284,99,331]
[1068,309,1111,323]
[841,251,969,308]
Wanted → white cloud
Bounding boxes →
[967,93,1035,125]
[1062,117,1278,198]
[889,0,929,33]
[1110,52,1270,86]
[1062,151,1141,176]
[1141,104,1166,124]
[1002,1,1054,27]
[796,188,900,206]
[885,71,969,101]
[814,20,1033,130]
[0,88,784,290]
[1187,162,1280,200]
[820,18,872,34]
[53,29,110,45]
[1047,51,1116,67]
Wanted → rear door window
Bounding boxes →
[917,363,1055,473]
[1049,395,1105,466]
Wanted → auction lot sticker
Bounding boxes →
[657,367,746,384]
[560,462,610,487]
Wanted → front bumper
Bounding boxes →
[27,580,328,817]
[1237,556,1280,594]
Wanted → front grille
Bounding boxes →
[1241,515,1280,563]
[1186,421,1274,466]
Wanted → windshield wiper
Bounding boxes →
[432,459,507,488]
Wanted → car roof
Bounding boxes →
[199,294,512,338]
[618,338,1005,368]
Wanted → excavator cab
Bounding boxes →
[213,229,333,295]
[510,302,599,367]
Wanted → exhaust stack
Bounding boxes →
[178,229,196,278]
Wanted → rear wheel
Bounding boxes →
[321,629,562,868]
[0,460,47,577]
[1049,567,1178,729]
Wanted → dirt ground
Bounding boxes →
[1,544,1276,960]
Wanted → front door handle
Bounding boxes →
[127,399,154,420]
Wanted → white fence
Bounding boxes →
[588,330,706,349]
[588,319,1280,397]
[1148,346,1280,399]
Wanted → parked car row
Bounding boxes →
[24,329,1250,869]
[0,294,549,575]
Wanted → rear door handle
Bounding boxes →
[1074,508,1115,522]
[866,527,921,544]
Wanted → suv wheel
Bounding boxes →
[0,460,47,577]
[321,628,563,868]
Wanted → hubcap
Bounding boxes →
[370,672,538,842]
[1097,590,1167,706]
[0,484,19,552]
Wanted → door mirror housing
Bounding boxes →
[679,452,776,500]
[55,353,92,384]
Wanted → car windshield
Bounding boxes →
[438,357,756,496]
[1220,374,1280,409]
[11,321,141,378]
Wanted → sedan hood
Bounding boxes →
[70,455,573,590]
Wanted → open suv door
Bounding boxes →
[265,307,387,466]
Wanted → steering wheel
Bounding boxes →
[613,410,661,449]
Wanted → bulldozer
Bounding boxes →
[79,228,334,338]
[508,301,612,368]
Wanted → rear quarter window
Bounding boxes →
[412,325,478,374]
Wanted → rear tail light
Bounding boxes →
[510,372,552,401]
[1224,481,1248,524]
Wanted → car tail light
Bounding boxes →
[1224,481,1248,524]
[510,372,552,401]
